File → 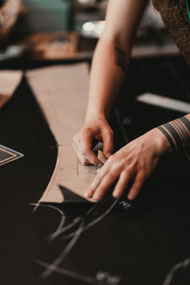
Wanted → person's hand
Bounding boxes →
[73,116,114,166]
[85,128,171,201]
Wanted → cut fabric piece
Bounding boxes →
[0,144,23,166]
[27,64,97,203]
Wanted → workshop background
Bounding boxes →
[1,2,190,285]
[0,0,179,63]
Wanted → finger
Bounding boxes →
[73,139,90,166]
[127,172,146,201]
[85,164,110,198]
[101,128,114,158]
[84,148,102,166]
[80,135,102,166]
[92,170,119,201]
[77,151,90,166]
[112,171,132,198]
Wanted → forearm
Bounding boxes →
[86,38,128,122]
[85,0,148,123]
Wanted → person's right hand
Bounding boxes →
[73,116,114,166]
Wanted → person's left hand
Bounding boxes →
[85,128,171,201]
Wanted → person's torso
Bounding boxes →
[157,0,190,66]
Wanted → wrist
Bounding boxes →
[85,111,107,124]
[150,128,172,156]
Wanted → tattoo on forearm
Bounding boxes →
[157,116,190,158]
[114,46,127,72]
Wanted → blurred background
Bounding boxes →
[0,0,179,64]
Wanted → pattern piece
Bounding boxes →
[27,64,97,203]
[0,144,23,166]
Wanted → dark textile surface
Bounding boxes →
[0,57,190,285]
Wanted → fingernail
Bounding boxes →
[112,187,119,198]
[127,194,133,201]
[85,191,92,198]
[112,191,119,198]
[106,152,112,158]
[97,162,103,167]
[93,194,100,201]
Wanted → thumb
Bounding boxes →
[102,128,114,158]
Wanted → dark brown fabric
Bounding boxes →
[156,0,190,66]
[152,0,177,10]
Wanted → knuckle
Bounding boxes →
[82,127,91,136]
[126,164,134,173]
[106,172,115,181]
[111,161,122,171]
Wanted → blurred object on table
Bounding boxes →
[0,44,26,60]
[74,0,106,33]
[75,0,107,9]
[0,0,180,63]
[24,32,79,60]
[0,0,25,47]
[81,20,104,38]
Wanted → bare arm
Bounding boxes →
[74,0,190,202]
[87,0,148,120]
[73,0,148,165]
